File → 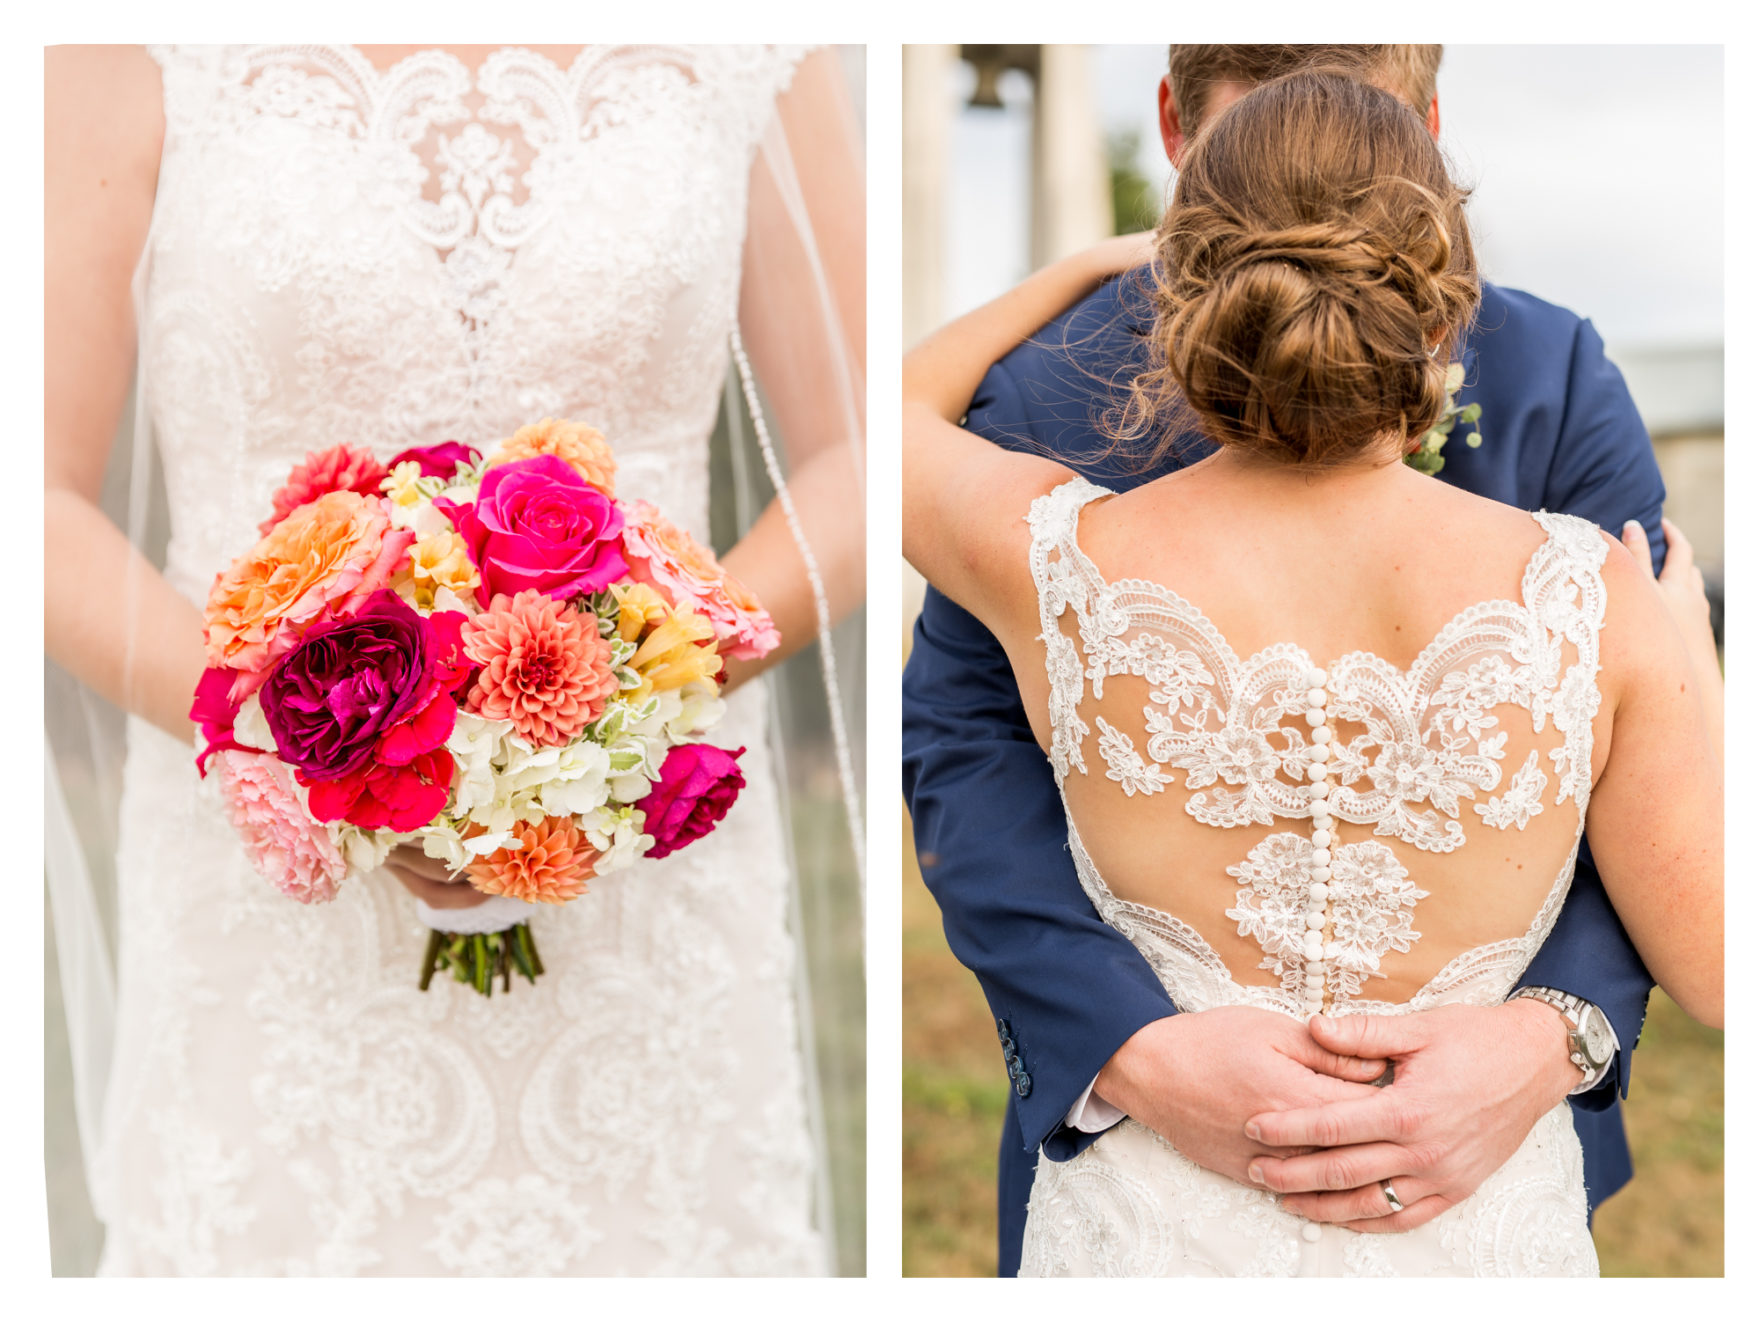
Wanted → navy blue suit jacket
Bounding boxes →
[901,275,1666,1276]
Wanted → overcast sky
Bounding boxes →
[947,45,1722,354]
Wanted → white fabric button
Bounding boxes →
[1309,882,1329,903]
[1312,828,1334,848]
[1307,783,1329,800]
[1312,727,1333,745]
[1306,744,1330,763]
[1307,689,1328,707]
[1309,803,1331,820]
[1307,667,1328,688]
[1305,709,1326,728]
[1302,1223,1322,1243]
[1306,763,1329,782]
[1311,848,1332,866]
[1305,912,1326,930]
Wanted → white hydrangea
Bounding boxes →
[233,694,276,752]
[582,804,651,875]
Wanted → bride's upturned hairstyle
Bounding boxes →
[1130,69,1479,467]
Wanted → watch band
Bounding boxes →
[1510,987,1616,1092]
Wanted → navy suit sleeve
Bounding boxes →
[902,354,1177,1159]
[1513,314,1664,1104]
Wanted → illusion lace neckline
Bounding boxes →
[1054,476,1560,685]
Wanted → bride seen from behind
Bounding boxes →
[46,43,864,1275]
[902,69,1720,1276]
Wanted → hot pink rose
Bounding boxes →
[436,455,628,606]
[190,665,247,777]
[622,501,779,661]
[637,743,746,860]
[388,440,480,480]
[215,749,346,904]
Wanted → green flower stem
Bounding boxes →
[419,923,545,998]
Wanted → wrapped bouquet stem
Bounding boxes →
[194,421,776,998]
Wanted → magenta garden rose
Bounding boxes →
[436,454,628,606]
[388,439,480,480]
[638,743,747,860]
[258,590,446,781]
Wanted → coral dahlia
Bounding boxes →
[461,589,618,746]
[464,816,599,904]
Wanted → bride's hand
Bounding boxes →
[384,843,492,909]
[1621,517,1717,665]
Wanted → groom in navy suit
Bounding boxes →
[903,44,1664,1276]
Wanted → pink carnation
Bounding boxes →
[622,502,780,662]
[215,749,346,904]
[260,445,389,535]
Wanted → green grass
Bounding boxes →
[902,813,1723,1277]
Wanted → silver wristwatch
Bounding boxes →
[1510,988,1618,1093]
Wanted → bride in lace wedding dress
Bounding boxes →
[45,44,863,1276]
[902,71,1721,1277]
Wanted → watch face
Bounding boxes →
[1579,1014,1616,1066]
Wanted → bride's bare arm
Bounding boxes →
[902,236,1152,629]
[1587,532,1723,1026]
[720,50,865,693]
[45,46,206,744]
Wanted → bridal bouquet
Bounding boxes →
[188,421,779,996]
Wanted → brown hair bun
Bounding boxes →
[1136,69,1479,467]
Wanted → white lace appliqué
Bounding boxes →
[1019,477,1607,1277]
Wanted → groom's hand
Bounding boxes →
[1243,1000,1582,1232]
[1093,1008,1389,1185]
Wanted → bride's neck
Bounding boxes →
[1194,439,1416,495]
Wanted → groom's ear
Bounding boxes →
[1425,93,1441,141]
[1157,75,1187,168]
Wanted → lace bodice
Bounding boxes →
[1019,476,1607,1276]
[1027,476,1609,1019]
[95,45,825,1276]
[145,43,804,602]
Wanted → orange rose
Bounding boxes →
[486,419,617,495]
[203,490,413,675]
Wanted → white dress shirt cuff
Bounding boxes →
[1064,1074,1128,1133]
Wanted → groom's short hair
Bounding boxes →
[1167,45,1443,130]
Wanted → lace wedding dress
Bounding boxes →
[94,44,825,1276]
[1017,477,1605,1277]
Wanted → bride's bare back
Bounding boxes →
[1006,455,1614,1012]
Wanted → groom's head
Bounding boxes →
[1160,45,1444,165]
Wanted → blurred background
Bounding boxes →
[902,43,1723,1278]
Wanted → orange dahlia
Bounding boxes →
[464,816,599,904]
[488,419,617,495]
[460,589,618,746]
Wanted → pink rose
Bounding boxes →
[637,743,746,860]
[436,455,628,606]
[215,749,346,904]
[622,502,779,661]
[190,665,246,777]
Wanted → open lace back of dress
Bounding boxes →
[1027,477,1609,1016]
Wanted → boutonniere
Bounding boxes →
[1406,362,1483,475]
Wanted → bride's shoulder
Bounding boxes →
[46,48,164,214]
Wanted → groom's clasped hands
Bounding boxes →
[1099,998,1584,1233]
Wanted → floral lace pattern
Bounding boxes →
[95,45,825,1277]
[1021,476,1607,1276]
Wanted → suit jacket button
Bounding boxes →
[1015,1075,1032,1098]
